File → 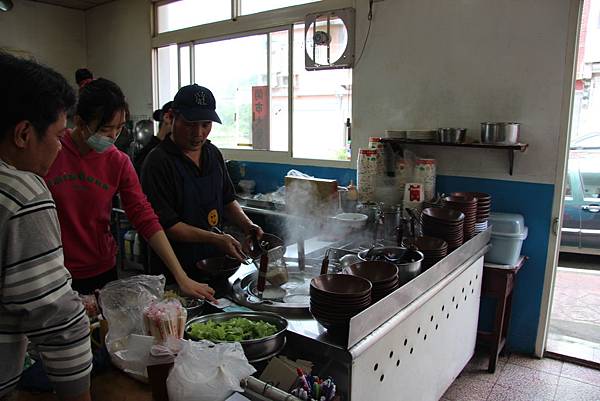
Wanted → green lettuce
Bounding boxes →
[187,317,278,342]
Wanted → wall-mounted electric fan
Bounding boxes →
[305,8,355,71]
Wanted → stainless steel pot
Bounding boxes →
[480,122,520,144]
[394,249,424,285]
[437,128,467,144]
[185,311,288,363]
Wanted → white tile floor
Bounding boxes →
[440,352,600,401]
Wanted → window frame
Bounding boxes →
[151,0,354,168]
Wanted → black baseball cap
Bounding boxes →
[172,84,221,124]
[152,101,173,122]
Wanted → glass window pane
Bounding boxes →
[179,45,191,86]
[269,30,289,152]
[292,23,352,161]
[157,0,230,34]
[242,0,320,16]
[565,176,572,197]
[581,172,600,199]
[192,32,288,151]
[157,45,179,109]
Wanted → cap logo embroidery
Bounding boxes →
[194,90,208,106]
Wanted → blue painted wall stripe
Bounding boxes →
[436,176,554,353]
[238,161,554,353]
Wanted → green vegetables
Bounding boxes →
[187,317,279,342]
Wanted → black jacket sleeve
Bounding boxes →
[134,137,162,176]
[140,149,181,229]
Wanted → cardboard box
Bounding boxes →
[284,176,338,216]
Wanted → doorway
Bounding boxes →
[546,0,600,366]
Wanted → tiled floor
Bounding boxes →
[441,352,600,401]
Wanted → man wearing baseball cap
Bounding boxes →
[140,84,262,285]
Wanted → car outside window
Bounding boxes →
[581,171,600,200]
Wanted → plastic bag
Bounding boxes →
[167,340,256,401]
[286,169,312,178]
[98,274,165,352]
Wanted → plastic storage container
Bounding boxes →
[485,212,528,266]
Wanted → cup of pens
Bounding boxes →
[290,368,338,401]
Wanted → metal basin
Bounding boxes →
[185,311,288,363]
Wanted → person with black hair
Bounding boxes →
[75,68,93,91]
[133,100,173,174]
[0,52,92,401]
[45,78,216,301]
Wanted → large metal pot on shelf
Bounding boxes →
[357,246,424,285]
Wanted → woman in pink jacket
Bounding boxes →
[46,78,215,300]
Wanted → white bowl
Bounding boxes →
[333,213,368,229]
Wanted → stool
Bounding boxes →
[476,256,527,373]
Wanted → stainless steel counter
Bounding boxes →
[226,228,491,400]
[228,229,490,350]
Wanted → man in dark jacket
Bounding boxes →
[141,84,262,284]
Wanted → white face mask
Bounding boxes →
[85,126,115,153]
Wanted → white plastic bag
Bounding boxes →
[167,340,256,401]
[98,274,165,349]
[98,275,165,381]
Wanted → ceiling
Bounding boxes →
[28,0,115,10]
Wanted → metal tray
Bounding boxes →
[237,197,286,211]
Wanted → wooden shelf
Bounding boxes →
[379,138,529,175]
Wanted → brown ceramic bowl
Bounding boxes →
[344,261,399,284]
[310,291,371,307]
[196,256,241,279]
[443,195,478,204]
[310,305,366,321]
[310,301,368,315]
[310,274,372,297]
[310,303,371,316]
[373,278,400,289]
[422,208,465,222]
[403,236,448,251]
[451,192,491,201]
[423,227,464,237]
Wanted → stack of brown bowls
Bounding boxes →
[343,261,399,303]
[451,192,492,232]
[442,195,478,240]
[421,207,465,251]
[403,236,448,269]
[310,274,372,331]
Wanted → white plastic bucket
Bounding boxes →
[485,226,528,266]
